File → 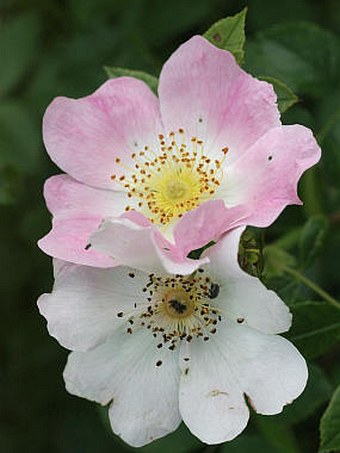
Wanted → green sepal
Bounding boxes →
[104,66,158,94]
[259,76,298,113]
[204,8,247,64]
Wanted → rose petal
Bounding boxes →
[38,264,148,351]
[64,328,181,447]
[43,78,162,189]
[90,217,209,275]
[219,125,321,226]
[159,35,280,157]
[205,228,292,334]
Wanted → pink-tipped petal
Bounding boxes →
[38,218,115,268]
[173,200,249,258]
[39,175,128,266]
[43,78,162,189]
[90,217,209,275]
[220,125,321,227]
[43,174,126,218]
[159,36,280,157]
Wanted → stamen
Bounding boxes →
[110,129,228,226]
[119,269,222,351]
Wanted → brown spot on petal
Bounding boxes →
[208,389,229,398]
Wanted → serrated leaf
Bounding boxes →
[287,301,340,359]
[0,13,41,96]
[299,215,329,268]
[204,8,247,64]
[259,76,298,113]
[245,22,340,98]
[320,386,340,452]
[104,67,158,94]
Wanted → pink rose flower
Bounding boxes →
[39,36,320,272]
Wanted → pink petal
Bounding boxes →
[221,125,321,227]
[159,36,280,158]
[44,174,127,218]
[43,78,162,190]
[38,218,115,268]
[173,200,249,258]
[39,175,128,266]
[90,217,209,275]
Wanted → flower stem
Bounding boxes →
[283,266,340,310]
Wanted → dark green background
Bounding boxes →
[1,1,339,452]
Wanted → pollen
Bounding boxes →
[111,129,228,226]
[117,269,222,350]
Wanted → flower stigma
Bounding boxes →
[111,129,229,226]
[116,268,222,359]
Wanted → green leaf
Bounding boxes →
[277,363,332,424]
[0,13,41,97]
[299,215,329,268]
[204,8,247,64]
[105,66,158,94]
[245,22,340,98]
[259,76,298,113]
[320,386,340,452]
[287,301,340,359]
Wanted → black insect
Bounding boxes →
[208,283,220,299]
[169,299,187,314]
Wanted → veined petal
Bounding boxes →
[179,337,249,444]
[179,322,307,443]
[90,216,209,275]
[38,265,148,351]
[219,125,321,227]
[38,175,128,266]
[43,78,162,190]
[205,228,292,334]
[43,174,127,219]
[64,327,181,447]
[159,35,280,157]
[38,218,115,268]
[173,200,249,258]
[218,323,308,415]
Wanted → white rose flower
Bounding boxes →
[38,228,307,447]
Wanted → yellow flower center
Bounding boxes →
[116,269,222,354]
[111,129,228,226]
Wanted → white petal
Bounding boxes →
[64,327,181,447]
[205,228,292,334]
[90,217,208,275]
[179,322,307,444]
[179,337,249,444]
[38,265,148,351]
[220,323,308,415]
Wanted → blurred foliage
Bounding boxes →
[0,1,339,452]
